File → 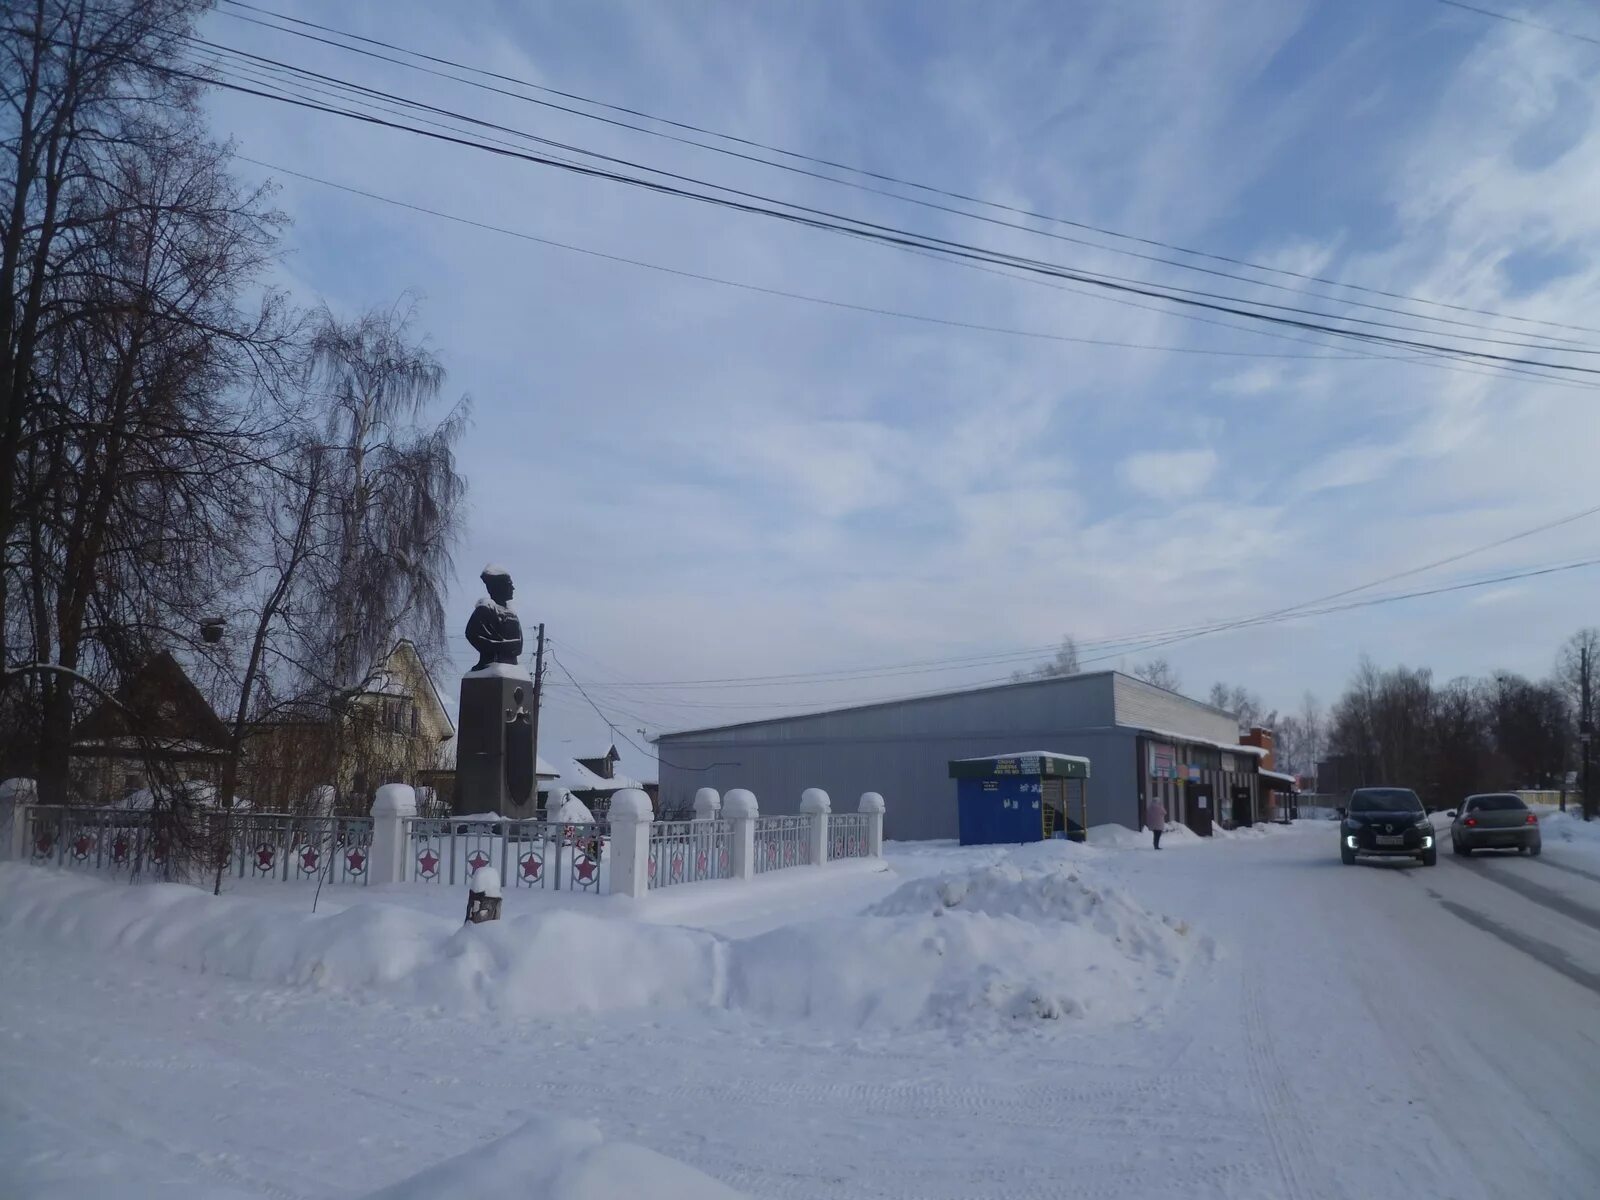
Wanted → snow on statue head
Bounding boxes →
[466,563,523,671]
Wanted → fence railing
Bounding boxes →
[827,812,869,861]
[754,814,810,873]
[11,787,885,900]
[647,818,731,889]
[21,805,373,884]
[403,816,610,893]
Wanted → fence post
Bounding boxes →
[724,789,758,880]
[693,787,721,820]
[1,779,34,861]
[609,787,653,899]
[370,784,416,885]
[858,791,885,857]
[800,788,830,865]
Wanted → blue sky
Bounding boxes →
[198,1,1600,778]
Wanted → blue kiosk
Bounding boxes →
[949,751,1091,845]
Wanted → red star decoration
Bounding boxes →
[418,849,440,877]
[696,852,708,874]
[111,838,129,864]
[255,845,276,871]
[345,849,366,873]
[300,846,320,871]
[574,856,597,882]
[72,834,92,859]
[35,835,53,856]
[648,857,657,881]
[467,851,489,873]
[519,853,542,880]
[766,843,778,863]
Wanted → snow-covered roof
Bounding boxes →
[951,750,1091,766]
[1259,768,1298,787]
[1133,726,1269,759]
[541,758,646,794]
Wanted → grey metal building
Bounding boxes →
[653,671,1268,841]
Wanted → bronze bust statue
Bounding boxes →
[465,565,524,671]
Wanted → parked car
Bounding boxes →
[1340,787,1436,866]
[1449,794,1541,857]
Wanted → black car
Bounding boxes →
[1340,787,1437,866]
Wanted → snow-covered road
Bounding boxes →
[2,822,1597,1199]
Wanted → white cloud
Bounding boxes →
[1118,450,1219,501]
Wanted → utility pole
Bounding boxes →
[529,622,546,804]
[1582,644,1593,822]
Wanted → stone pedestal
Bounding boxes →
[456,667,536,817]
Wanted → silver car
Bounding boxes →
[1449,793,1542,857]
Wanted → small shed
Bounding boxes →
[948,751,1091,846]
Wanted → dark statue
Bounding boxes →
[465,565,524,671]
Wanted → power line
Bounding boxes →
[548,648,737,770]
[183,35,1600,367]
[216,0,1600,337]
[1432,0,1600,48]
[44,20,1589,380]
[231,155,1383,363]
[169,62,1600,380]
[648,556,1600,727]
[540,500,1600,691]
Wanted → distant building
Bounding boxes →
[70,651,231,801]
[246,640,455,813]
[653,670,1271,840]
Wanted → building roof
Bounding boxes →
[72,652,230,752]
[652,670,1239,741]
[1259,768,1298,788]
[1131,726,1268,759]
[950,750,1091,766]
[540,757,646,794]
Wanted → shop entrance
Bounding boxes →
[1185,781,1214,837]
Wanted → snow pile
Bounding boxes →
[1540,810,1600,860]
[0,864,721,1020]
[0,848,1200,1035]
[363,1115,745,1199]
[1087,822,1149,849]
[729,857,1200,1031]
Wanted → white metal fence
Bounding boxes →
[647,818,730,889]
[754,814,810,873]
[10,787,886,900]
[827,812,870,861]
[403,816,609,892]
[21,805,373,884]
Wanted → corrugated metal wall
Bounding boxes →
[654,672,1232,840]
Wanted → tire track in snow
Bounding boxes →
[1241,965,1329,1200]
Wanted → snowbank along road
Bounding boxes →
[1,818,1597,1199]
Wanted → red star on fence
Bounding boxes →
[467,851,490,873]
[345,849,366,874]
[300,846,320,871]
[111,837,129,864]
[519,853,542,881]
[34,834,53,857]
[417,849,440,878]
[71,834,92,860]
[574,856,597,883]
[255,845,276,871]
[696,852,709,875]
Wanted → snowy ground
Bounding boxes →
[3,818,1599,1198]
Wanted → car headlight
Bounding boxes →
[1421,835,1434,849]
[1345,835,1359,849]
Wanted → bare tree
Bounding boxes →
[1013,635,1081,681]
[1131,657,1181,692]
[278,302,467,810]
[1,0,215,670]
